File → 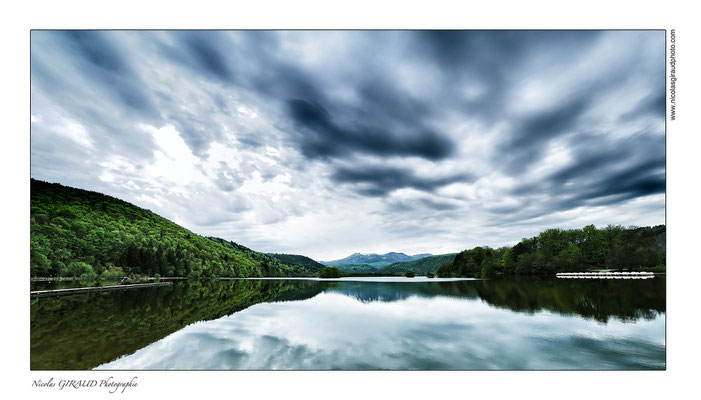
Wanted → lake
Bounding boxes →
[30,276,665,370]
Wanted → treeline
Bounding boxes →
[266,253,326,274]
[30,179,311,279]
[438,225,665,278]
[381,254,457,275]
[331,254,457,276]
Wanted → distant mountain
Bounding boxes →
[322,252,433,266]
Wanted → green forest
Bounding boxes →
[437,224,666,278]
[30,179,314,279]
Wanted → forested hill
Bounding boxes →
[437,224,666,278]
[30,179,312,278]
[266,253,325,274]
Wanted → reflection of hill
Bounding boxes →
[325,282,427,302]
[470,277,665,323]
[327,278,666,323]
[325,282,471,302]
[31,279,322,370]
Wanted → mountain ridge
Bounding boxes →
[321,252,433,266]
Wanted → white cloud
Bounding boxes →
[140,124,212,189]
[52,118,94,148]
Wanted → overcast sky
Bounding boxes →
[30,30,665,260]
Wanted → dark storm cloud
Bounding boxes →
[153,31,458,165]
[150,31,333,155]
[54,31,160,120]
[251,61,326,104]
[426,30,666,231]
[331,165,473,197]
[497,130,665,224]
[548,130,662,185]
[286,99,454,161]
[573,158,665,204]
[31,32,160,161]
[416,30,603,66]
[386,197,461,213]
[413,31,604,114]
[283,72,458,162]
[619,91,667,122]
[158,31,236,83]
[157,31,323,100]
[502,96,591,173]
[413,30,664,180]
[240,33,460,164]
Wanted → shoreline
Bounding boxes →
[30,282,173,298]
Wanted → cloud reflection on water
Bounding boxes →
[97,291,665,370]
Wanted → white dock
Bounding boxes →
[555,271,654,279]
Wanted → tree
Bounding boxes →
[30,249,51,276]
[437,262,453,277]
[556,243,585,271]
[65,262,94,277]
[319,267,342,278]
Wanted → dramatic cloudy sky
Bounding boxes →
[30,30,665,260]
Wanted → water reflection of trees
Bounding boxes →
[328,278,665,323]
[31,279,323,370]
[468,278,665,323]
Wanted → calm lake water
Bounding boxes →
[30,277,665,370]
